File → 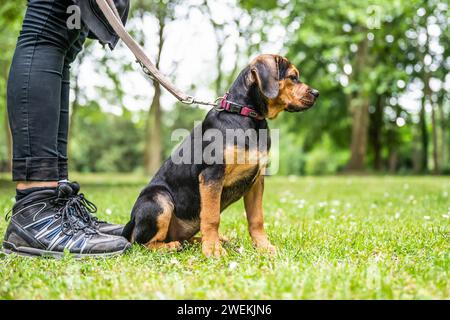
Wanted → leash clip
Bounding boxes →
[181,96,195,105]
[137,59,157,81]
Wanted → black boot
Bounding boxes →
[2,184,130,258]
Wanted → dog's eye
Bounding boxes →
[289,75,300,83]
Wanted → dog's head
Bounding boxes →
[233,54,319,119]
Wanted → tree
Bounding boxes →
[132,0,182,175]
[241,0,448,175]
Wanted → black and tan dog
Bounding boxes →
[122,54,319,257]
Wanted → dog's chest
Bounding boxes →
[222,147,269,186]
[221,147,269,208]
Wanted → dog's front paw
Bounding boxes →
[202,240,227,258]
[189,234,229,244]
[253,238,277,256]
[257,243,277,256]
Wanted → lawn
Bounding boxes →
[0,174,448,299]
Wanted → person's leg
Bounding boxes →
[3,0,130,256]
[58,26,88,181]
[7,0,83,191]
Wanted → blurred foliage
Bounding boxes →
[245,0,449,174]
[69,102,144,173]
[0,0,449,175]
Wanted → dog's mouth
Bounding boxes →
[287,99,316,112]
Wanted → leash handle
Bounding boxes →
[97,0,210,105]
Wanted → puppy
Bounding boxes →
[123,54,319,257]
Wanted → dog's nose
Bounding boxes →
[310,89,320,98]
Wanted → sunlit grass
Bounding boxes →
[0,175,449,299]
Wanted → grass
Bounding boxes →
[0,174,448,299]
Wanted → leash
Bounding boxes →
[95,0,218,107]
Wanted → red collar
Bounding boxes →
[216,93,265,120]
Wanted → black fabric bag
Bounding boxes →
[73,0,130,50]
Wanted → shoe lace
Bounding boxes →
[5,209,12,222]
[54,196,97,236]
[70,193,106,227]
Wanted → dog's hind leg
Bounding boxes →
[131,192,181,252]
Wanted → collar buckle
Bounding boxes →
[248,111,259,118]
[229,104,242,114]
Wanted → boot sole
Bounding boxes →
[1,241,131,259]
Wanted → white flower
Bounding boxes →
[275,209,283,217]
[105,208,112,215]
[228,261,238,271]
[423,216,431,220]
[170,258,179,265]
[318,201,328,208]
[155,291,168,299]
[442,214,449,219]
[442,191,448,198]
[331,200,341,206]
[330,215,336,220]
[395,212,401,219]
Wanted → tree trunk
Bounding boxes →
[370,94,383,171]
[412,128,422,173]
[419,95,429,173]
[430,103,439,174]
[347,38,369,172]
[348,98,370,171]
[386,126,399,173]
[423,61,439,174]
[388,151,398,174]
[438,100,447,171]
[144,81,162,175]
[215,43,223,96]
[420,68,433,173]
[144,17,165,175]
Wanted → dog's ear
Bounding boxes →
[251,56,280,99]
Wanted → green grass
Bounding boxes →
[0,174,449,299]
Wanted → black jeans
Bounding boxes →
[7,0,88,181]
